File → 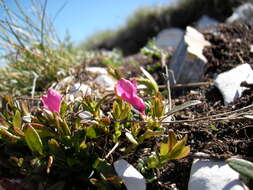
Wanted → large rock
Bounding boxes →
[169,26,211,84]
[226,3,253,26]
[114,159,146,190]
[214,63,253,105]
[188,153,248,190]
[155,28,184,50]
[94,74,116,91]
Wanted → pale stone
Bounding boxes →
[169,26,211,84]
[155,28,184,50]
[188,154,247,190]
[114,159,146,190]
[55,76,75,90]
[69,83,92,95]
[94,74,116,90]
[214,64,253,105]
[226,3,253,26]
[86,67,108,75]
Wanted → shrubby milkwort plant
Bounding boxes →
[0,65,201,189]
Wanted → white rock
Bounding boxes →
[214,64,253,105]
[22,115,32,123]
[188,155,247,190]
[114,159,146,190]
[69,83,92,95]
[86,67,108,75]
[55,76,75,90]
[94,74,116,90]
[169,26,211,84]
[155,28,184,50]
[226,3,253,26]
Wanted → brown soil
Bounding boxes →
[119,23,253,190]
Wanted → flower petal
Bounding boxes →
[115,79,145,115]
[130,96,146,115]
[115,79,137,99]
[40,89,62,113]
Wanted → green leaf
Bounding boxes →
[140,66,159,93]
[137,78,158,94]
[168,129,177,152]
[92,158,115,175]
[160,143,168,156]
[147,153,159,168]
[226,158,253,180]
[86,126,97,139]
[138,129,163,144]
[175,146,190,159]
[60,101,68,116]
[168,136,188,160]
[210,124,219,131]
[48,139,62,156]
[13,110,22,129]
[24,125,43,155]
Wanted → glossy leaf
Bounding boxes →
[160,143,168,156]
[147,153,160,168]
[168,130,177,152]
[86,126,97,139]
[92,158,115,176]
[226,158,253,180]
[13,110,22,129]
[168,135,188,160]
[24,125,43,155]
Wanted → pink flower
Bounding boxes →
[41,89,62,113]
[115,79,145,115]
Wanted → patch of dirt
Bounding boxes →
[120,23,253,190]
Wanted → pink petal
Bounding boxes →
[115,79,145,115]
[130,79,138,89]
[115,79,137,99]
[129,96,146,115]
[40,89,62,113]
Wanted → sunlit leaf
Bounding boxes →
[168,135,188,159]
[160,143,168,156]
[175,146,190,159]
[24,125,43,155]
[13,110,22,129]
[168,130,177,152]
[92,158,115,176]
[86,126,97,139]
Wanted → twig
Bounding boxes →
[105,142,119,159]
[164,64,172,110]
[31,71,39,99]
[115,103,253,124]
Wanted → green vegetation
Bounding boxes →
[0,0,78,95]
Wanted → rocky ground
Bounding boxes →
[117,23,253,190]
[70,23,253,190]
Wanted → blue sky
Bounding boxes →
[42,0,171,43]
